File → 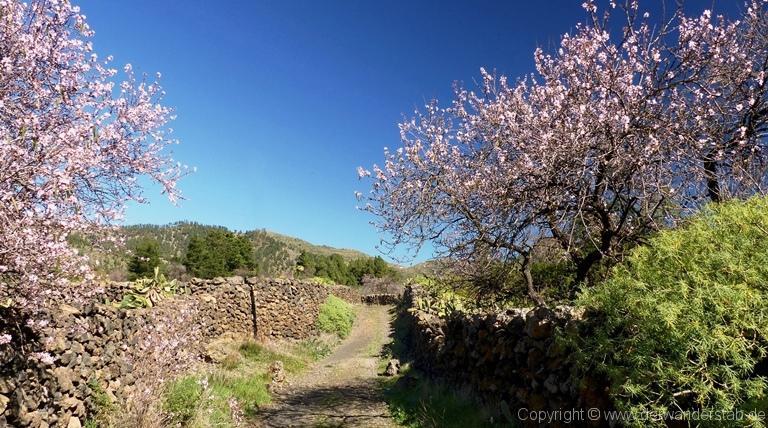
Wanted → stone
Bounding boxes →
[20,410,45,426]
[67,416,82,428]
[59,304,81,316]
[61,396,86,416]
[525,312,554,339]
[0,378,14,394]
[199,293,217,304]
[0,394,8,415]
[226,276,244,285]
[60,350,76,366]
[70,341,85,354]
[54,367,76,393]
[384,359,400,376]
[544,374,559,395]
[268,360,286,392]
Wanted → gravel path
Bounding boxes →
[255,305,396,428]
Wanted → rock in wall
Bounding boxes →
[399,286,611,426]
[361,294,400,305]
[0,277,357,427]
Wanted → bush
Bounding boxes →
[163,376,203,424]
[573,197,768,427]
[317,295,356,338]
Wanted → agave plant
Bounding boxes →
[117,267,185,309]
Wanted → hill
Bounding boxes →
[261,230,369,261]
[77,222,377,281]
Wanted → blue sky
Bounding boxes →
[77,0,737,263]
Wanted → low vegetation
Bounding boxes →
[162,338,333,426]
[573,197,768,427]
[378,307,507,427]
[380,365,505,428]
[317,295,356,338]
[115,267,185,309]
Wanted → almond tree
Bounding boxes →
[0,0,184,316]
[359,0,768,304]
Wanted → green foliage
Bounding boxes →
[348,255,399,284]
[297,251,356,285]
[117,267,184,309]
[317,295,356,338]
[84,379,115,427]
[163,376,203,424]
[381,367,503,428]
[184,229,256,279]
[127,238,161,280]
[239,342,307,373]
[297,251,398,286]
[295,337,334,361]
[573,197,768,427]
[246,229,293,276]
[308,276,336,286]
[413,292,464,318]
[207,371,271,416]
[161,338,332,426]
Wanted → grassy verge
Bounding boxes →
[162,337,336,427]
[378,364,511,428]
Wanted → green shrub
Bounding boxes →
[573,197,768,427]
[163,376,203,424]
[309,276,336,286]
[317,295,356,338]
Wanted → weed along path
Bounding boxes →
[256,304,396,427]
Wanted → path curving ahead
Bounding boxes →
[255,304,396,428]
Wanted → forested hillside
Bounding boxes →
[75,222,393,282]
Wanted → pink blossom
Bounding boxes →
[0,0,186,312]
[359,0,768,302]
[31,352,55,365]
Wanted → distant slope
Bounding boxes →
[400,259,443,278]
[88,222,375,279]
[262,230,369,261]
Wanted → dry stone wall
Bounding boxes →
[399,286,611,426]
[0,277,356,427]
[361,293,400,305]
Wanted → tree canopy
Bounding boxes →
[184,230,256,279]
[359,0,768,304]
[128,239,162,280]
[297,252,398,286]
[0,0,183,313]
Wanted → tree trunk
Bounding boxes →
[521,253,545,306]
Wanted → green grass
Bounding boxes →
[309,276,337,286]
[380,366,510,427]
[295,337,335,361]
[164,376,204,425]
[208,370,271,416]
[239,341,307,373]
[162,339,328,427]
[83,379,116,427]
[317,295,356,338]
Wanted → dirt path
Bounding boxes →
[255,305,396,428]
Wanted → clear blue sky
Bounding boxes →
[77,0,736,263]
